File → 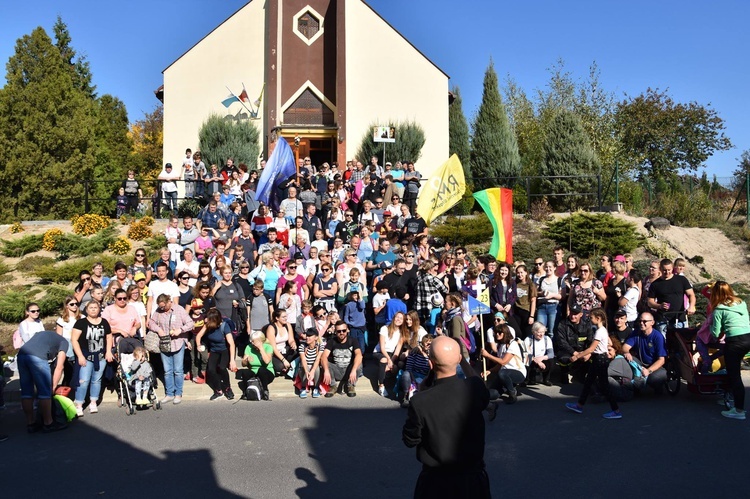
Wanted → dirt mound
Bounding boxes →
[614,214,750,285]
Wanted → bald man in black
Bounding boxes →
[402,336,491,498]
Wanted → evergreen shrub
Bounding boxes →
[545,212,644,258]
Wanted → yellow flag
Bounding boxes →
[416,154,466,225]
[478,287,490,307]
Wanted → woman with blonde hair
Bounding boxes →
[568,261,606,318]
[710,281,750,420]
[374,311,407,397]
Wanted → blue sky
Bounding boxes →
[1,0,748,177]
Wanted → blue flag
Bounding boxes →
[256,138,295,209]
[222,94,239,107]
[466,294,491,316]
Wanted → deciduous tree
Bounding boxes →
[615,88,732,181]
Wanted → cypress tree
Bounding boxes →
[53,16,96,98]
[471,59,521,190]
[449,85,471,181]
[539,110,599,211]
[354,120,425,166]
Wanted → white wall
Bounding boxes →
[344,1,449,182]
[162,0,266,183]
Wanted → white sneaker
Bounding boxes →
[88,402,98,414]
[161,395,175,404]
[721,408,746,420]
[75,404,84,417]
[378,386,388,397]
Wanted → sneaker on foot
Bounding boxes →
[225,388,235,400]
[346,382,356,397]
[565,402,583,414]
[173,396,182,405]
[312,389,321,398]
[542,380,553,386]
[377,385,388,397]
[210,392,223,401]
[88,402,98,414]
[324,391,335,398]
[161,396,175,404]
[400,399,410,409]
[299,390,308,399]
[506,390,517,404]
[184,373,192,381]
[193,376,206,385]
[603,410,623,420]
[721,408,746,420]
[75,404,84,417]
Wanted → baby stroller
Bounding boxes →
[665,327,732,405]
[115,337,161,415]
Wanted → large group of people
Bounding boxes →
[9,153,750,441]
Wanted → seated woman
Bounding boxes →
[241,330,274,400]
[399,335,432,408]
[296,328,324,399]
[480,324,527,404]
[524,322,554,386]
[266,309,298,376]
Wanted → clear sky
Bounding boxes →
[1,0,748,177]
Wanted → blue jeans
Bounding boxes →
[536,302,558,337]
[18,354,53,400]
[75,355,106,404]
[161,344,185,397]
[163,191,178,212]
[350,327,366,355]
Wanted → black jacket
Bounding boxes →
[555,317,594,361]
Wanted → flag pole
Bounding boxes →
[480,315,487,380]
[226,85,254,117]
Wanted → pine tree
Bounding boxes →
[53,16,96,98]
[539,110,599,211]
[198,114,260,168]
[471,60,521,190]
[449,85,471,182]
[91,95,133,214]
[0,27,97,221]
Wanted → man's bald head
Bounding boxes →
[429,336,461,377]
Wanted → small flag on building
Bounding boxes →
[221,94,239,108]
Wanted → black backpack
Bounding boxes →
[244,377,265,401]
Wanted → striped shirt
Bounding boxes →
[298,342,324,368]
[405,350,431,377]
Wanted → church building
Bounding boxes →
[159,0,449,178]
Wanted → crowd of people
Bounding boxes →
[10,153,750,439]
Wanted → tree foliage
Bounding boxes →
[615,88,732,181]
[505,60,616,180]
[449,85,472,182]
[540,110,599,210]
[128,104,163,179]
[471,59,521,189]
[0,19,131,221]
[545,212,645,258]
[198,114,260,169]
[355,120,425,166]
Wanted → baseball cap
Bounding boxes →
[165,163,172,168]
[569,303,583,314]
[134,272,146,282]
[383,211,392,217]
[614,309,627,318]
[614,255,626,262]
[380,261,393,270]
[294,252,305,260]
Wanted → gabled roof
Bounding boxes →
[162,1,449,79]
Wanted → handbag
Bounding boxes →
[144,331,161,354]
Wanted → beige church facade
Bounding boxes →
[159,0,448,180]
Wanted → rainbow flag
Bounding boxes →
[473,187,513,263]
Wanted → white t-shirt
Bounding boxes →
[374,326,401,354]
[524,335,554,359]
[129,301,146,320]
[500,341,527,377]
[147,279,180,301]
[593,326,609,355]
[311,240,328,253]
[623,287,640,322]
[175,259,200,287]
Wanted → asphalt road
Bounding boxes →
[2,380,750,498]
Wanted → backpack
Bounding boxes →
[222,317,238,338]
[244,377,265,401]
[515,338,529,366]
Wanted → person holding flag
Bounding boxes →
[255,139,296,212]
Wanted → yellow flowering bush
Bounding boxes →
[108,237,132,255]
[127,220,153,241]
[119,214,132,225]
[42,229,64,251]
[72,214,111,236]
[140,215,155,226]
[10,222,24,234]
